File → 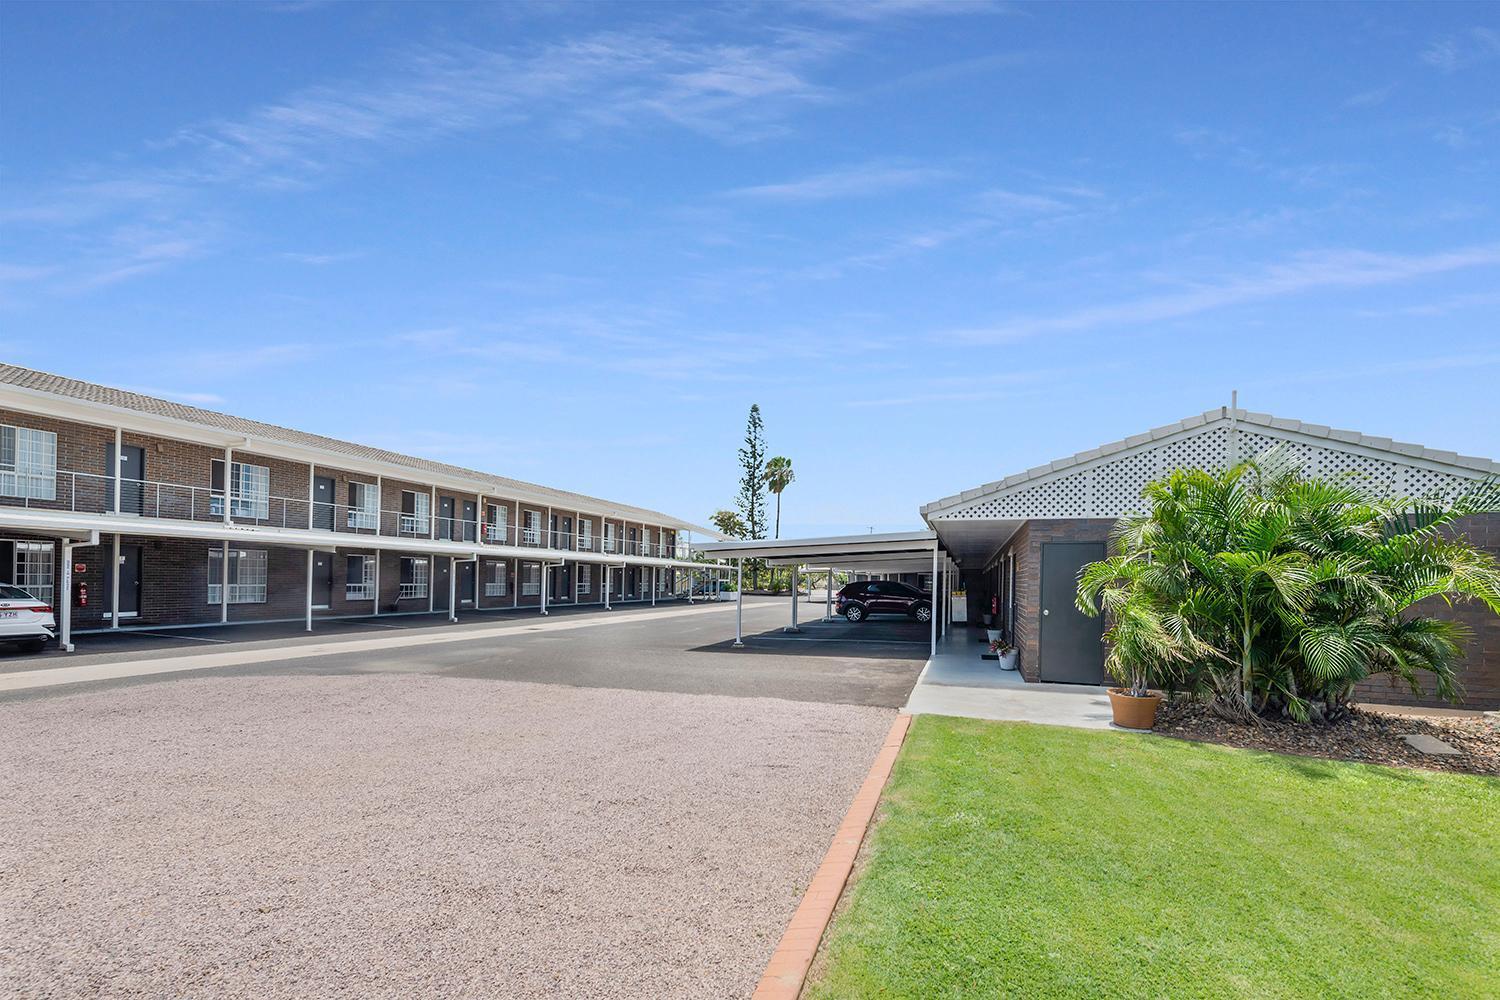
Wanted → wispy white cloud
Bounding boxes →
[726,161,955,201]
[279,249,366,265]
[1343,84,1396,109]
[1421,27,1500,72]
[794,0,1008,22]
[943,243,1500,344]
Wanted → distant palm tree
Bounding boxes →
[762,456,795,539]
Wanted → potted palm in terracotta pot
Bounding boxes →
[1075,552,1180,731]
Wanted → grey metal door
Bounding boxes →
[1039,542,1106,684]
[461,501,476,542]
[438,497,455,541]
[458,561,475,606]
[313,552,333,608]
[312,476,335,531]
[106,544,142,618]
[105,445,145,514]
[433,558,450,611]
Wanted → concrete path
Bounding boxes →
[903,631,1116,730]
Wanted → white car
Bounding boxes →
[0,585,55,652]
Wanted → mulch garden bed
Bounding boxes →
[1154,697,1500,777]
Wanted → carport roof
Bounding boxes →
[695,530,937,573]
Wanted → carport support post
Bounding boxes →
[304,549,313,632]
[734,558,744,647]
[785,565,800,633]
[540,563,548,616]
[220,540,230,624]
[651,566,657,606]
[824,566,833,622]
[448,556,457,623]
[929,542,938,656]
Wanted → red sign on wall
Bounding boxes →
[75,563,88,574]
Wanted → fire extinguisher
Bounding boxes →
[78,582,88,607]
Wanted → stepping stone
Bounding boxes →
[1401,733,1460,756]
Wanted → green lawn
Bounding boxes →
[804,717,1499,1000]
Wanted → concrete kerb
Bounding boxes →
[751,712,912,1000]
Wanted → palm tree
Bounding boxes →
[762,456,796,539]
[1078,448,1500,722]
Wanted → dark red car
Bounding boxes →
[835,581,933,624]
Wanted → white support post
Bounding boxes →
[929,542,939,656]
[687,566,694,604]
[603,565,611,610]
[112,427,123,515]
[429,485,436,540]
[540,562,549,616]
[785,565,800,633]
[305,549,313,632]
[448,556,457,623]
[428,555,436,614]
[220,539,230,624]
[59,540,76,652]
[651,566,657,606]
[513,558,519,609]
[222,446,233,525]
[824,566,834,621]
[373,550,381,616]
[109,533,121,630]
[734,558,744,647]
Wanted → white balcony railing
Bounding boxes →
[2,468,694,562]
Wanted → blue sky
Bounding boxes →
[2,2,1497,536]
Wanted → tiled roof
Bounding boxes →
[0,364,718,535]
[920,406,1500,516]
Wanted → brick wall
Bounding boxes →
[1354,512,1500,710]
[993,519,1116,683]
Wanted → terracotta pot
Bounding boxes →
[1107,688,1161,730]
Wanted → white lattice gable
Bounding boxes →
[923,409,1498,522]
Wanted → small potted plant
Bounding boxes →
[985,638,1018,670]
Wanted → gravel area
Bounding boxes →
[0,675,894,998]
[1155,697,1500,776]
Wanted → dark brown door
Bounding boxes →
[105,445,145,515]
[458,561,475,606]
[438,497,455,541]
[433,558,450,611]
[1039,542,1107,684]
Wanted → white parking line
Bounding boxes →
[130,631,231,644]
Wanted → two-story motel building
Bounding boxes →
[0,365,722,650]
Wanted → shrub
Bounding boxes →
[1077,448,1500,722]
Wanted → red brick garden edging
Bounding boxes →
[752,713,913,999]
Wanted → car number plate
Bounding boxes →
[0,611,17,618]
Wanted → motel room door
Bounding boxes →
[105,544,143,620]
[457,561,475,607]
[1038,541,1107,684]
[312,551,334,609]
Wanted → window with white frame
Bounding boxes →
[13,540,55,604]
[0,426,58,501]
[345,554,376,599]
[523,510,541,545]
[400,491,431,535]
[603,522,616,553]
[520,562,541,596]
[576,564,591,596]
[399,556,429,599]
[485,561,508,597]
[487,503,509,544]
[578,519,593,551]
[207,548,268,604]
[347,482,378,530]
[642,528,653,557]
[211,460,271,520]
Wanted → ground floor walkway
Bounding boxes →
[905,626,1114,729]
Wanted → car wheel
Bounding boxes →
[913,604,932,624]
[22,638,46,653]
[844,604,865,623]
